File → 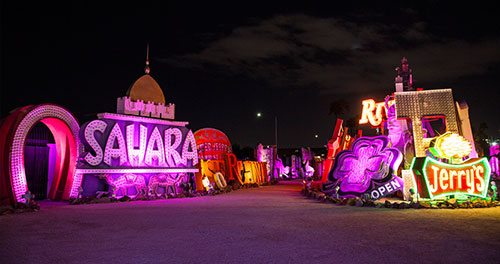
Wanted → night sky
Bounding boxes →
[1,1,499,149]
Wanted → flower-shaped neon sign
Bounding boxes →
[329,136,402,197]
[429,132,472,162]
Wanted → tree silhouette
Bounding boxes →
[232,144,255,160]
[328,99,349,117]
[473,122,490,157]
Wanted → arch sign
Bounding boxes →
[0,104,81,205]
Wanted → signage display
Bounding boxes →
[79,113,198,171]
[359,98,395,127]
[327,135,403,199]
[410,157,491,199]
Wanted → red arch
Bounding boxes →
[0,104,80,206]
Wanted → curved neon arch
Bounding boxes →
[3,104,81,204]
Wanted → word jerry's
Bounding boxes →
[411,157,491,199]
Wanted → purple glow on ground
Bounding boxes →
[1,182,499,263]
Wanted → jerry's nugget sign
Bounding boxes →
[411,157,491,199]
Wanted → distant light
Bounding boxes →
[257,112,262,117]
[493,142,498,146]
[315,134,319,138]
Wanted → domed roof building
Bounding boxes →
[117,46,175,119]
[127,74,166,105]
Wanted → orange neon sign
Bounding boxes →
[359,99,395,126]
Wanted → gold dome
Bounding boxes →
[126,74,166,104]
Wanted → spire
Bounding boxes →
[145,44,150,75]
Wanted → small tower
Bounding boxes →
[116,44,175,119]
[395,57,413,92]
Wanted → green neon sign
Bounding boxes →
[410,157,491,199]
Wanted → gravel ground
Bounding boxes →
[1,181,499,264]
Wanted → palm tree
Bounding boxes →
[328,99,349,117]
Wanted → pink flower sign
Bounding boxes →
[327,136,403,198]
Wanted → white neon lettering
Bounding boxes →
[164,128,183,166]
[385,182,393,193]
[439,169,449,190]
[448,170,457,189]
[144,127,166,166]
[104,123,127,166]
[430,165,440,193]
[84,120,107,166]
[475,165,485,192]
[126,124,147,166]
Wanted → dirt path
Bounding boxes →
[1,181,499,263]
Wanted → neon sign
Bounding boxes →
[411,157,491,199]
[369,177,402,199]
[326,135,403,199]
[429,132,472,162]
[0,104,82,204]
[79,113,198,170]
[194,128,232,160]
[394,89,459,157]
[359,99,395,127]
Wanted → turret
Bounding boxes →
[395,57,414,92]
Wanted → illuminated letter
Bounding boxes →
[439,169,449,190]
[224,153,240,182]
[181,130,199,166]
[474,165,485,192]
[126,124,147,166]
[83,120,107,166]
[385,182,393,193]
[144,127,166,166]
[457,170,466,189]
[430,165,440,193]
[371,190,380,199]
[390,178,401,190]
[359,99,376,125]
[466,169,475,194]
[164,128,183,166]
[379,185,387,196]
[104,123,127,166]
[373,102,385,126]
[448,170,457,189]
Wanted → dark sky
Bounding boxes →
[1,1,499,148]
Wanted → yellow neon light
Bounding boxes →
[359,99,394,126]
[430,132,472,162]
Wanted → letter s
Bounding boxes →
[83,120,107,166]
[475,165,485,192]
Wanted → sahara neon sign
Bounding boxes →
[359,99,395,127]
[80,114,198,169]
[411,157,491,199]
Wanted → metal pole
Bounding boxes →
[275,116,278,179]
[275,116,278,152]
